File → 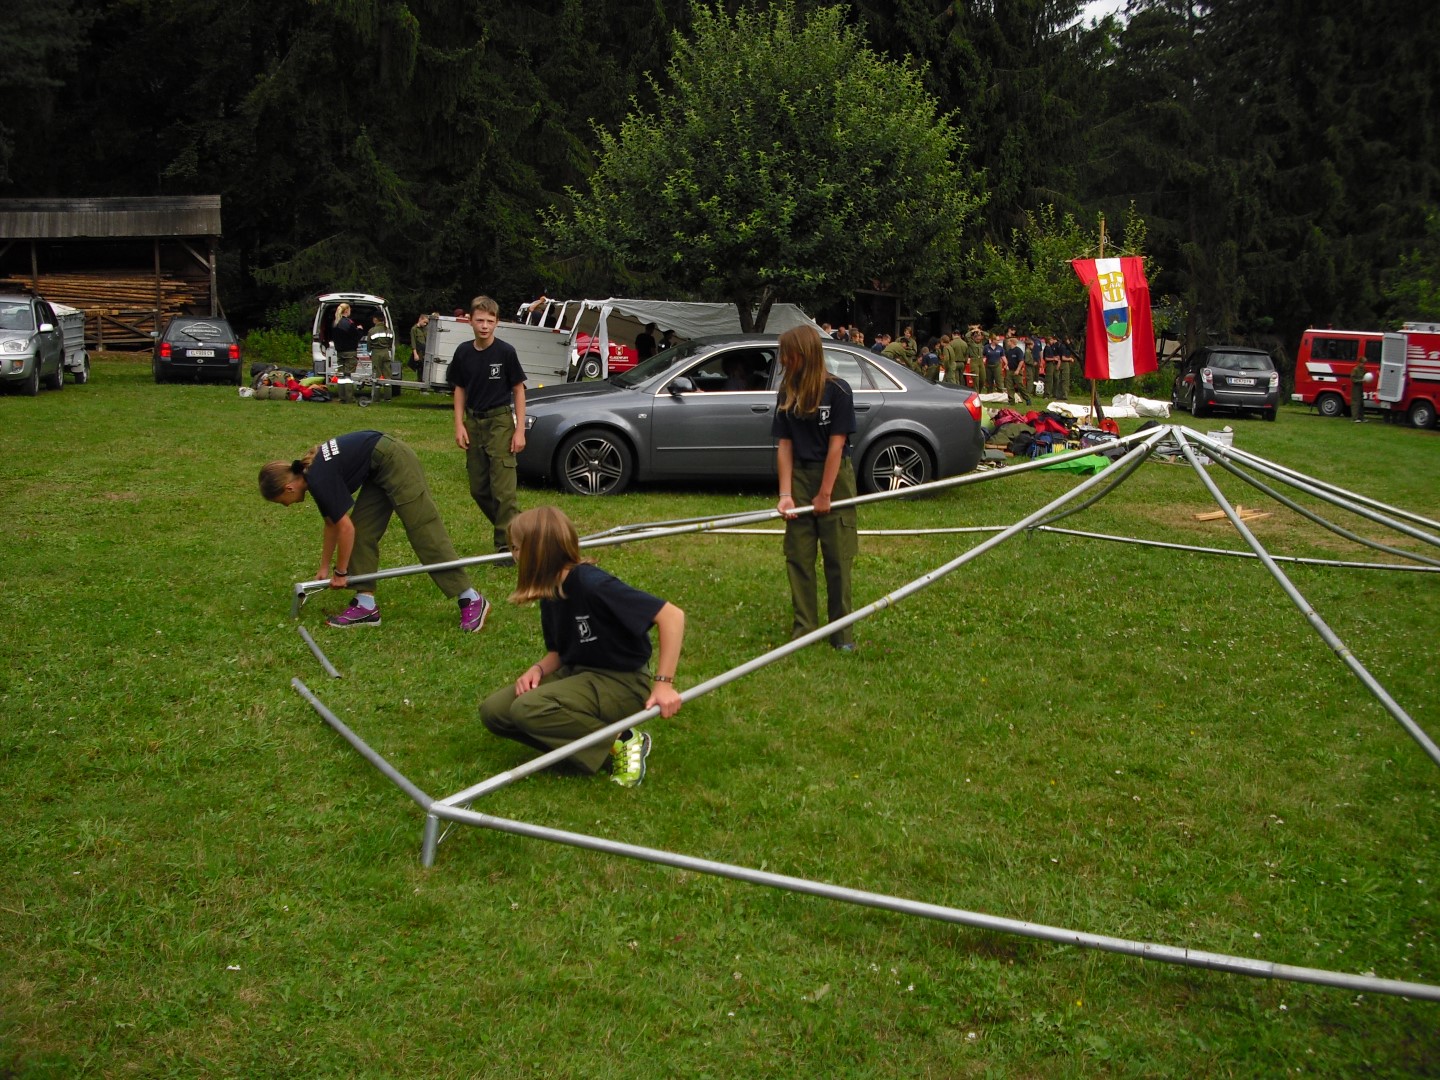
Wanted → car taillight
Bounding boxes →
[965,394,982,422]
[228,343,241,361]
[1269,372,1279,389]
[159,342,171,359]
[1201,368,1213,387]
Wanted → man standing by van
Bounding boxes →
[1351,357,1369,422]
[450,296,526,551]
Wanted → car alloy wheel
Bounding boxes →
[557,429,634,495]
[860,434,932,494]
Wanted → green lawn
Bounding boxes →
[3,358,1438,1077]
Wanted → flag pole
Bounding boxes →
[1089,215,1107,423]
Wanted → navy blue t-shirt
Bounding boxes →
[306,431,384,522]
[448,336,525,412]
[770,378,857,464]
[540,563,666,672]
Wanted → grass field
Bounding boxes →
[3,357,1438,1077]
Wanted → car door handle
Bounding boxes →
[855,403,872,412]
[750,405,770,413]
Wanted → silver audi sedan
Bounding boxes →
[517,334,984,495]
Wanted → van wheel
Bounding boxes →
[557,429,633,495]
[43,362,64,391]
[1316,393,1345,418]
[578,354,603,380]
[1410,400,1436,429]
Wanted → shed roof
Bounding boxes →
[0,196,222,239]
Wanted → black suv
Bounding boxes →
[1171,345,1279,421]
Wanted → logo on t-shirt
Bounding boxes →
[489,362,503,380]
[818,404,832,428]
[575,615,596,643]
[320,438,340,461]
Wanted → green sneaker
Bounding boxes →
[610,730,652,788]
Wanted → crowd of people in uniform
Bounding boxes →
[820,322,1084,406]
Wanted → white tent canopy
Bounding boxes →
[520,297,823,377]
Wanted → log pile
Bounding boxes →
[0,271,210,351]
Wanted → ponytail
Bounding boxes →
[258,446,319,500]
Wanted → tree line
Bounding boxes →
[4,0,1436,358]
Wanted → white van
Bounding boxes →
[311,292,395,375]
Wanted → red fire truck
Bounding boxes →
[1291,322,1440,428]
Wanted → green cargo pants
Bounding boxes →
[464,405,520,551]
[480,666,651,774]
[784,459,858,648]
[349,436,473,598]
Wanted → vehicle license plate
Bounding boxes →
[1231,377,1255,385]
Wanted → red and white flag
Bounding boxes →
[1071,256,1157,380]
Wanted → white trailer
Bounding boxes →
[52,302,90,383]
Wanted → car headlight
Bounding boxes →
[1,339,28,353]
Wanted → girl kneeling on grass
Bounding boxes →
[259,430,490,631]
[479,506,684,788]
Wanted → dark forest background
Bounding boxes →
[3,0,1436,357]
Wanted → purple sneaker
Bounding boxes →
[460,595,490,633]
[326,603,381,628]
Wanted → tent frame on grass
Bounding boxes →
[289,425,1440,1002]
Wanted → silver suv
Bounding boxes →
[0,293,65,396]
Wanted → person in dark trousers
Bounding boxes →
[329,303,364,377]
[1351,358,1369,422]
[409,312,430,374]
[635,323,658,362]
[1004,334,1032,405]
[773,324,859,651]
[259,431,490,631]
[479,506,684,788]
[449,295,526,551]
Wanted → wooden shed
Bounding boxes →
[0,196,222,351]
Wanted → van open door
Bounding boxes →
[1379,333,1406,404]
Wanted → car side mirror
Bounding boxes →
[668,376,696,396]
[38,322,55,333]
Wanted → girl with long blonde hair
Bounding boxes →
[479,506,684,788]
[771,325,859,651]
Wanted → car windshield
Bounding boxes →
[1207,351,1273,372]
[0,304,35,331]
[611,340,709,388]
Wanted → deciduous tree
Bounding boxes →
[550,2,980,330]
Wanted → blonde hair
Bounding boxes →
[470,295,499,317]
[777,324,830,417]
[258,446,319,500]
[508,506,593,603]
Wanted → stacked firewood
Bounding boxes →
[0,271,211,351]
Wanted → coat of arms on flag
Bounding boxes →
[1071,256,1157,381]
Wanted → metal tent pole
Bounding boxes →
[430,802,1440,1003]
[291,678,432,808]
[297,626,342,679]
[1173,429,1440,769]
[1219,437,1440,533]
[434,428,1171,817]
[1182,429,1440,568]
[1183,427,1440,552]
